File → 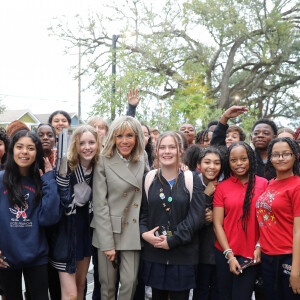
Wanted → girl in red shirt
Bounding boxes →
[213,141,268,300]
[256,137,300,299]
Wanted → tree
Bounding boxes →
[49,0,300,129]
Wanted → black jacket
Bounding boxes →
[140,170,205,265]
[197,175,216,265]
[211,122,276,180]
[255,149,276,180]
[210,122,228,146]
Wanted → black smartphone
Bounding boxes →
[238,257,254,270]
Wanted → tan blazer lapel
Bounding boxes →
[107,152,141,188]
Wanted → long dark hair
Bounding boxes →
[224,142,257,232]
[266,137,300,178]
[141,123,155,162]
[199,146,224,178]
[3,130,44,207]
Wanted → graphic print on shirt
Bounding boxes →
[256,189,279,227]
[9,193,33,227]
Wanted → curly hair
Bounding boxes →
[183,144,203,171]
[265,137,300,178]
[68,125,101,172]
[3,130,44,207]
[195,129,213,146]
[0,128,9,165]
[251,118,278,136]
[227,125,246,141]
[224,142,257,232]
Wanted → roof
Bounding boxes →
[35,112,78,124]
[0,109,40,124]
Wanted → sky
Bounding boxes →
[0,0,108,120]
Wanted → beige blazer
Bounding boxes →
[91,151,148,251]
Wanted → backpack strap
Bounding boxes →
[183,170,193,201]
[145,169,193,202]
[144,169,158,200]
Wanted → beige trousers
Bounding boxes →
[97,250,140,300]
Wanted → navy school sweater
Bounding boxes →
[0,170,61,269]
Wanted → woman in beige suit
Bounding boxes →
[91,115,148,300]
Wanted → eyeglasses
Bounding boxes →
[270,153,294,159]
[115,134,135,141]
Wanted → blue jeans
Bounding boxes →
[261,252,300,300]
[214,248,258,300]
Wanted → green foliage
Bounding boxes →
[50,0,300,129]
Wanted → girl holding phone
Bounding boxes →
[213,142,268,300]
[49,125,101,300]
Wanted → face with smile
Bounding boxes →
[251,124,275,150]
[157,136,181,168]
[179,123,195,145]
[14,137,37,176]
[37,125,56,153]
[229,145,250,182]
[77,131,98,168]
[115,127,136,159]
[226,130,240,148]
[270,141,295,176]
[51,113,70,135]
[198,153,221,185]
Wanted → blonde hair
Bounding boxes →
[68,125,101,172]
[155,131,183,185]
[87,116,109,133]
[101,116,145,162]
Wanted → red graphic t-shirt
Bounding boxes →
[256,176,300,255]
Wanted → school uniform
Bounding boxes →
[140,170,205,295]
[256,176,300,300]
[213,174,268,300]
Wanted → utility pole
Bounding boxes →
[78,42,81,125]
[111,34,120,122]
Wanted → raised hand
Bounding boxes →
[127,88,141,107]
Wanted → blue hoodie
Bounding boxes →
[0,170,61,269]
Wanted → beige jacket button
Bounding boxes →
[135,188,139,192]
[133,219,137,223]
[124,207,129,212]
[123,193,127,197]
[133,203,138,208]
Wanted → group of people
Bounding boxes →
[0,91,299,300]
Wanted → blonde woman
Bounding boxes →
[49,125,101,300]
[91,115,149,300]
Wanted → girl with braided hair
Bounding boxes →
[256,137,300,299]
[213,142,268,300]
